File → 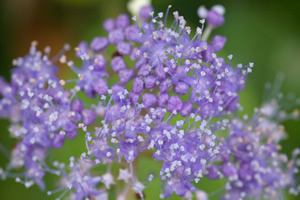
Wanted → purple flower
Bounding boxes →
[174,82,189,95]
[119,69,135,84]
[142,93,157,108]
[167,96,183,112]
[198,5,225,27]
[117,42,131,55]
[71,99,84,112]
[108,28,125,44]
[139,6,153,20]
[116,14,130,29]
[180,102,193,117]
[158,93,169,107]
[111,56,126,72]
[1,4,298,200]
[90,37,109,51]
[103,18,115,32]
[132,77,144,93]
[92,78,108,95]
[208,99,300,200]
[82,109,97,125]
[92,55,107,71]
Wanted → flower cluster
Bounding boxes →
[0,42,83,189]
[206,98,300,200]
[0,4,299,200]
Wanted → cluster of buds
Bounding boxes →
[0,4,299,200]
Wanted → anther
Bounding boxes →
[29,78,36,84]
[60,55,66,63]
[63,43,70,51]
[60,131,66,136]
[31,40,38,46]
[78,74,84,80]
[59,80,65,86]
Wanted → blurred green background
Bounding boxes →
[0,0,299,199]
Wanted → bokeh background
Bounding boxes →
[0,0,300,199]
